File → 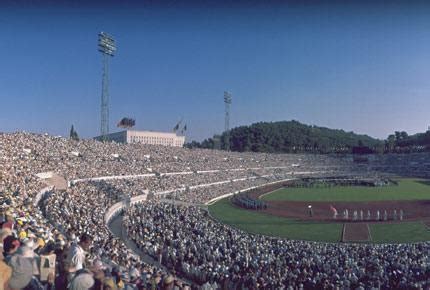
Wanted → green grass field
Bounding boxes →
[209,198,342,242]
[262,179,430,202]
[208,179,430,243]
[370,222,430,243]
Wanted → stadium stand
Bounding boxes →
[0,132,429,289]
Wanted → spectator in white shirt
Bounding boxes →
[67,233,92,273]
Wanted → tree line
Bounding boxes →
[384,130,430,153]
[186,120,430,154]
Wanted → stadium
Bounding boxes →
[1,132,430,289]
[2,2,430,290]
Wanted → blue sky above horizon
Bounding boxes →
[1,1,430,141]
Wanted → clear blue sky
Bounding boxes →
[1,1,430,141]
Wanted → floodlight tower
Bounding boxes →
[224,91,232,150]
[98,32,116,140]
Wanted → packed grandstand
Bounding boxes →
[1,132,430,289]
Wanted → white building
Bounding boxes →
[95,130,185,147]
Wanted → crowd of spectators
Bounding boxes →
[1,132,348,180]
[1,132,430,289]
[0,215,183,290]
[124,202,430,289]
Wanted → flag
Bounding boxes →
[183,124,187,131]
[173,118,183,132]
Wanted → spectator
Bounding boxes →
[69,271,94,290]
[3,236,20,263]
[0,241,12,290]
[8,253,34,289]
[66,233,92,276]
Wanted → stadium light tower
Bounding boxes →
[224,91,232,150]
[98,32,116,140]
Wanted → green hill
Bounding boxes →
[188,120,383,153]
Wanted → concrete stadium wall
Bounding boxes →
[98,168,323,227]
[70,166,298,187]
[204,178,297,205]
[104,176,302,228]
[33,186,54,206]
[104,192,150,225]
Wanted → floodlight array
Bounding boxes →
[224,91,232,104]
[98,32,116,56]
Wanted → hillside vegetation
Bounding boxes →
[188,120,383,153]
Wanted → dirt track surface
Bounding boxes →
[342,223,370,242]
[249,192,430,223]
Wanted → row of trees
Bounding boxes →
[69,125,79,141]
[187,121,430,154]
[385,130,430,153]
[187,120,382,153]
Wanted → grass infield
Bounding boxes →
[209,198,342,242]
[369,222,430,243]
[208,179,430,243]
[261,179,430,202]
